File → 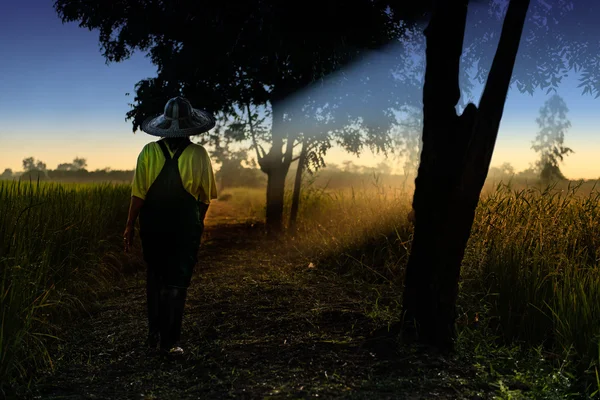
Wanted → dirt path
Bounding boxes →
[33,203,492,400]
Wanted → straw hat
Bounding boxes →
[141,97,216,137]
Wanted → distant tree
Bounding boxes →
[72,157,88,170]
[394,105,423,178]
[57,157,88,171]
[56,163,72,171]
[376,161,393,176]
[532,94,573,182]
[342,160,360,174]
[488,162,516,183]
[500,162,515,176]
[515,164,538,180]
[1,168,13,179]
[22,157,35,171]
[22,157,46,172]
[325,163,342,173]
[198,110,266,190]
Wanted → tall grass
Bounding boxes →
[465,182,600,370]
[3,174,600,392]
[291,178,600,379]
[288,175,413,282]
[0,179,132,391]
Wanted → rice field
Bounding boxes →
[288,179,600,382]
[2,176,600,395]
[0,179,134,389]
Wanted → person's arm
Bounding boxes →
[124,196,144,253]
[125,145,148,253]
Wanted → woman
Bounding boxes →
[123,97,217,355]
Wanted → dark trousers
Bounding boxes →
[147,267,188,349]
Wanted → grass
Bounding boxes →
[3,175,600,398]
[286,175,413,282]
[0,179,137,394]
[212,187,265,224]
[286,177,600,396]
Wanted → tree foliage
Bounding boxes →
[57,157,88,171]
[393,105,423,177]
[22,157,47,172]
[532,94,573,181]
[197,111,266,190]
[55,0,429,128]
[460,0,600,97]
[55,0,435,231]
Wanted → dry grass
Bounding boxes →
[287,178,600,385]
[4,176,600,397]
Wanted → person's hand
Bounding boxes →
[124,224,135,253]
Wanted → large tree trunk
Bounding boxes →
[289,137,309,232]
[265,166,288,233]
[401,0,531,350]
[261,96,295,234]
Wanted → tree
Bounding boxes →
[1,169,13,179]
[22,157,46,172]
[287,71,405,230]
[376,162,393,176]
[391,0,600,350]
[532,94,573,182]
[500,162,515,176]
[396,0,533,349]
[56,157,88,171]
[55,0,432,233]
[342,160,360,173]
[200,113,263,190]
[72,157,88,170]
[22,157,35,171]
[489,162,515,178]
[394,105,423,178]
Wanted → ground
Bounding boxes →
[32,201,495,400]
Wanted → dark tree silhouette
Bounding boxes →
[1,169,13,179]
[394,0,532,349]
[57,157,88,171]
[387,0,600,349]
[532,94,573,182]
[54,0,432,233]
[22,157,46,172]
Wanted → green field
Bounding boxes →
[2,178,600,398]
[0,180,135,387]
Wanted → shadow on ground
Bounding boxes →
[34,223,492,400]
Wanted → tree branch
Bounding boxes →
[257,144,267,159]
[246,102,265,164]
[464,0,531,187]
[282,134,298,166]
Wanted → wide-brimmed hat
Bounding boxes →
[141,97,216,137]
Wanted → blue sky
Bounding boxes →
[1,0,599,179]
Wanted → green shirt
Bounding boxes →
[132,141,217,204]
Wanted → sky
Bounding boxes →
[1,0,599,180]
